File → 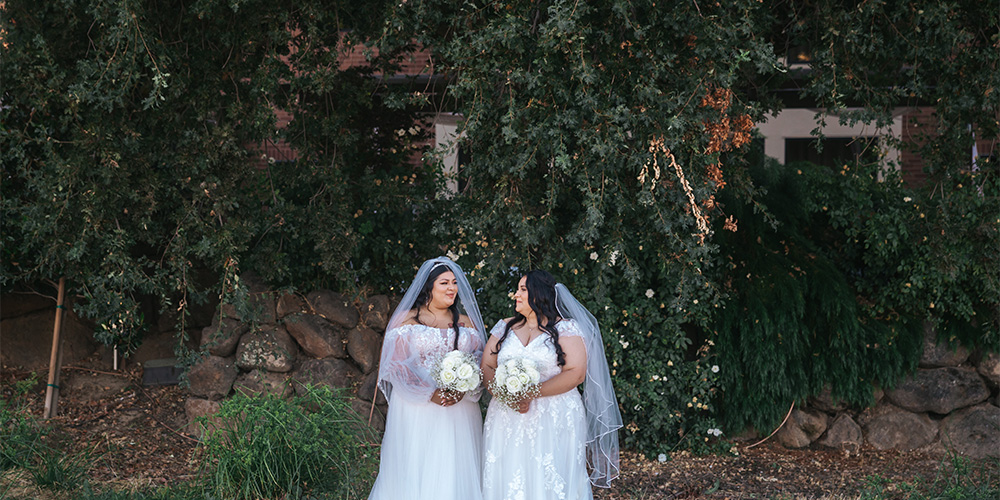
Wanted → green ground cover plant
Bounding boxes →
[197,385,377,500]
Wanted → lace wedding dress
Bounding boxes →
[482,319,592,500]
[368,324,484,500]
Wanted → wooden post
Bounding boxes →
[43,277,66,419]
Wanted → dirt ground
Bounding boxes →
[2,364,995,499]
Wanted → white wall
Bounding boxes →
[432,113,462,194]
[755,108,904,169]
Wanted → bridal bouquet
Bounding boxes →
[431,350,483,394]
[490,356,541,410]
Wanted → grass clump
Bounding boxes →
[197,384,378,500]
[858,454,999,500]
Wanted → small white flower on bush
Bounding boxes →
[645,289,655,298]
[711,365,720,373]
[609,250,620,266]
[590,252,599,260]
[657,453,667,463]
[707,428,723,437]
[903,196,912,203]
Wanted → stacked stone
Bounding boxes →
[184,276,393,438]
[774,324,999,459]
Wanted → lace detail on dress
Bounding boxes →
[382,324,484,403]
[482,320,592,500]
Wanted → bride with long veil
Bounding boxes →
[480,269,622,500]
[368,257,486,500]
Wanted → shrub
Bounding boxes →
[711,153,998,434]
[197,385,377,500]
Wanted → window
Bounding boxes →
[784,137,878,168]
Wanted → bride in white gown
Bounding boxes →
[368,257,486,500]
[481,270,622,500]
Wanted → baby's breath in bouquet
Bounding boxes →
[432,350,483,395]
[490,356,542,410]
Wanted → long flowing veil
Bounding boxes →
[555,283,623,488]
[376,256,486,403]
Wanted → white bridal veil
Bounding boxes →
[376,257,486,403]
[555,283,623,488]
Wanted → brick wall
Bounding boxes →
[900,107,996,187]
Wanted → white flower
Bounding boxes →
[714,429,724,437]
[610,250,620,266]
[524,365,540,383]
[505,376,524,393]
[657,453,667,463]
[440,370,457,384]
[442,356,459,371]
[590,252,598,260]
[645,289,655,298]
[456,364,474,380]
[446,250,459,261]
[903,196,912,203]
[711,365,720,373]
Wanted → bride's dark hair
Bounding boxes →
[411,264,461,350]
[494,269,566,366]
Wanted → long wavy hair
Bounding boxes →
[493,269,566,366]
[411,264,461,349]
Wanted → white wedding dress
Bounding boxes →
[482,319,592,500]
[368,324,484,500]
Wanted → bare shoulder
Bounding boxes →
[458,314,473,327]
[398,309,420,326]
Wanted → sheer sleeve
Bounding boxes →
[555,319,584,340]
[489,319,507,339]
[380,326,436,403]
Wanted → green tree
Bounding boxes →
[383,0,998,452]
[2,0,995,456]
[1,0,439,352]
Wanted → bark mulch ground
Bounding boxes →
[3,364,995,499]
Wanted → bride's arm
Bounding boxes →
[481,334,501,395]
[515,335,587,413]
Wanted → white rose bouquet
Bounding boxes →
[489,356,541,410]
[431,350,483,396]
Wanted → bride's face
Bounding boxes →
[429,270,458,309]
[513,276,532,317]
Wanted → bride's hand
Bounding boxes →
[431,389,463,407]
[515,396,534,414]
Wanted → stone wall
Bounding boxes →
[774,324,999,459]
[183,279,394,437]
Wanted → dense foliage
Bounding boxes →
[381,0,998,453]
[1,0,440,351]
[3,0,997,456]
